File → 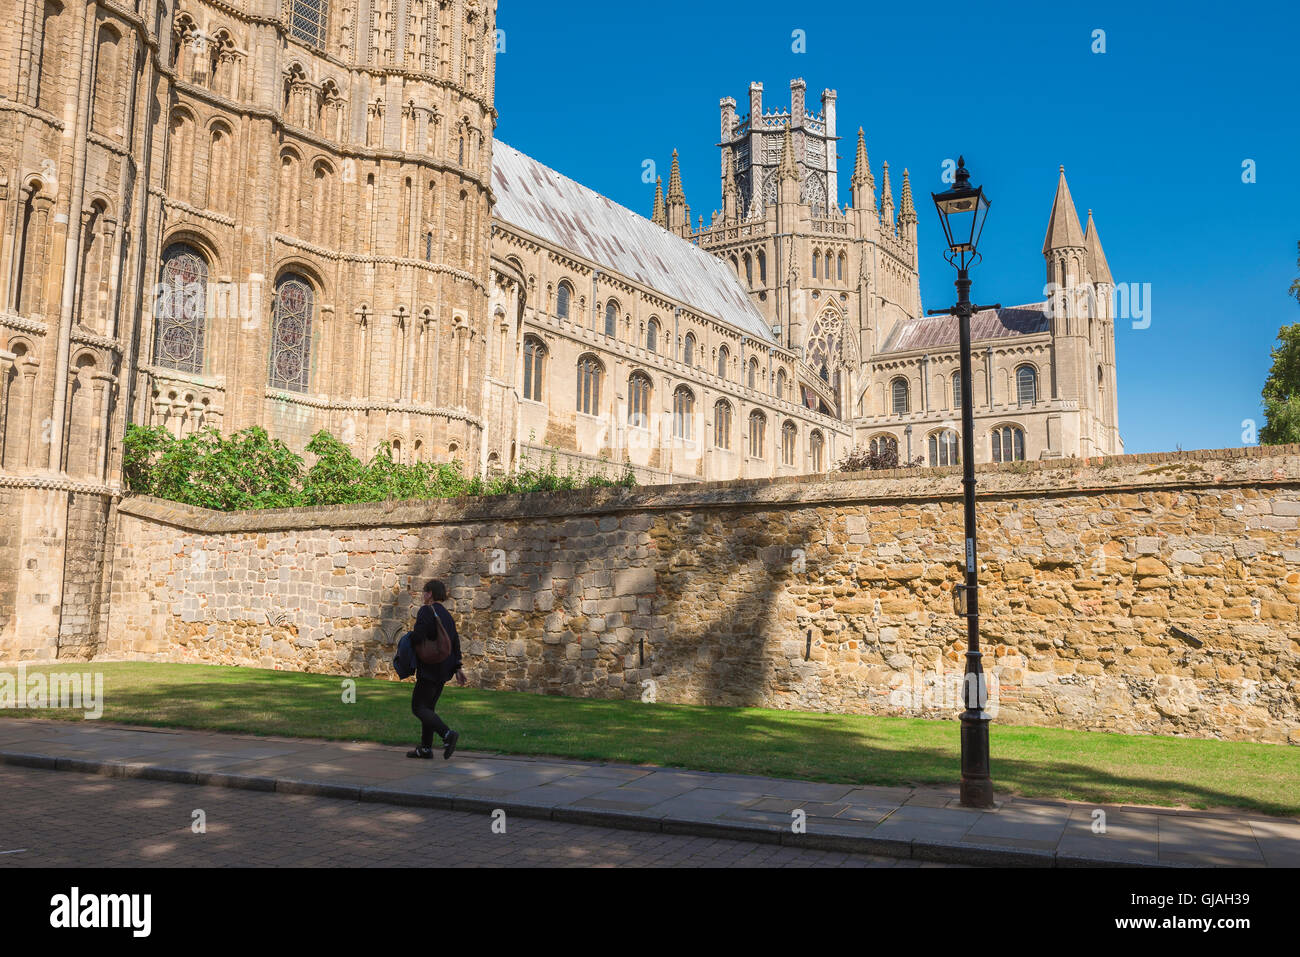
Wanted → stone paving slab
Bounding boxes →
[1,717,1295,867]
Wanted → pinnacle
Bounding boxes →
[851,127,874,191]
[667,149,685,205]
[1084,208,1113,284]
[1042,166,1085,254]
[899,168,916,223]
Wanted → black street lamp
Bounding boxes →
[929,157,999,809]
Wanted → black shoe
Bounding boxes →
[442,730,460,760]
[407,746,433,759]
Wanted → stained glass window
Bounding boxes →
[629,373,650,428]
[714,400,731,449]
[782,421,797,465]
[992,426,1026,463]
[577,355,601,414]
[930,431,959,467]
[1017,365,1038,406]
[269,274,314,392]
[891,377,910,414]
[673,386,694,440]
[289,0,329,49]
[748,411,766,458]
[153,244,208,374]
[523,336,545,401]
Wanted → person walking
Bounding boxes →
[404,579,466,760]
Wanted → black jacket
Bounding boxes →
[411,602,463,683]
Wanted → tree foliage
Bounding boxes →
[1260,314,1300,445]
[1290,241,1300,306]
[122,425,637,511]
[834,444,925,472]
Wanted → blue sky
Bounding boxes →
[494,0,1299,454]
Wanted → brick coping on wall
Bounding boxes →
[114,444,1300,534]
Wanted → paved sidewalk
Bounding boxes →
[2,717,1295,867]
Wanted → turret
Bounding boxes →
[1042,165,1087,291]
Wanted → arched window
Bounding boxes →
[717,345,729,379]
[776,367,787,400]
[153,244,208,374]
[952,370,963,410]
[289,0,330,49]
[744,253,753,288]
[647,318,659,353]
[1016,365,1038,406]
[748,357,759,390]
[604,300,618,337]
[781,421,797,466]
[683,333,696,366]
[929,430,959,467]
[522,336,545,402]
[758,250,767,285]
[810,431,824,471]
[812,251,819,279]
[992,426,1026,463]
[576,355,602,415]
[628,372,651,428]
[555,281,572,319]
[837,252,845,282]
[268,274,314,392]
[673,386,695,440]
[714,400,732,449]
[869,434,898,459]
[748,411,766,458]
[891,377,910,414]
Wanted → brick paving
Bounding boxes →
[0,765,941,868]
[2,717,1296,867]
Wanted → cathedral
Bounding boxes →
[0,0,1121,653]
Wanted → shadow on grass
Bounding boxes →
[7,665,1297,818]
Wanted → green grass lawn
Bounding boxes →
[3,662,1297,817]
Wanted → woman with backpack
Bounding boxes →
[400,579,466,760]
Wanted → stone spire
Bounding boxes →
[666,149,689,236]
[879,160,894,225]
[899,168,916,224]
[1084,209,1113,284]
[651,176,666,227]
[1042,165,1085,255]
[850,127,874,192]
[667,149,685,204]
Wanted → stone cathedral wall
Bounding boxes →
[100,445,1300,744]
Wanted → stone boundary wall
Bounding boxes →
[103,445,1300,744]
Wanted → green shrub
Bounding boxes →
[121,424,636,511]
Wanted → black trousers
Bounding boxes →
[411,676,451,749]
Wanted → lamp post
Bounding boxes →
[929,157,999,809]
